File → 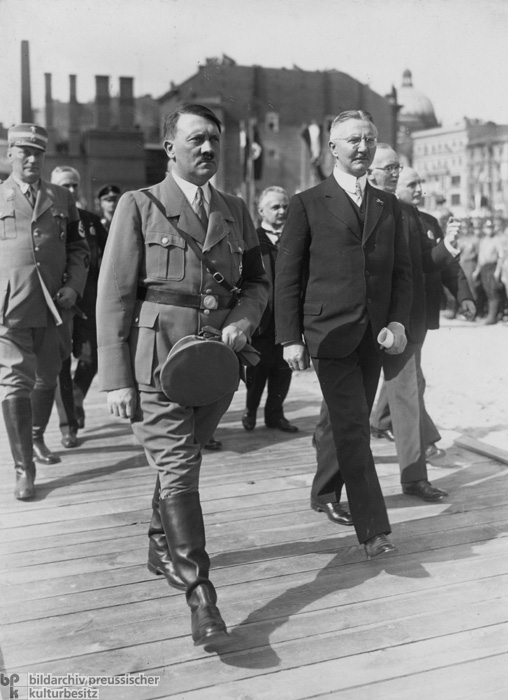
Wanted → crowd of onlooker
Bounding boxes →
[439,215,508,324]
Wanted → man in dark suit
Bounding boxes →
[97,104,268,647]
[51,166,108,446]
[275,111,413,559]
[242,186,298,434]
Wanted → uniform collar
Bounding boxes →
[11,174,40,194]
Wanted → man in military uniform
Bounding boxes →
[0,124,89,499]
[51,166,108,445]
[96,184,120,233]
[97,104,268,647]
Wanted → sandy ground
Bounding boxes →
[287,315,508,455]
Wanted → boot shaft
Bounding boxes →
[2,397,34,468]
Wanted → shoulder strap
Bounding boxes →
[141,189,239,293]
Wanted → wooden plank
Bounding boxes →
[454,435,508,465]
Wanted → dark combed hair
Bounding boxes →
[163,104,223,140]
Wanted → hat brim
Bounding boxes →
[160,335,239,406]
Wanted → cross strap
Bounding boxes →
[141,189,240,294]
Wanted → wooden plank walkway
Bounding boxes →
[1,335,508,699]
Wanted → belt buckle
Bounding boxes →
[202,294,218,310]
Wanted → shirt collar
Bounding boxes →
[172,171,211,210]
[333,167,367,196]
[12,175,40,194]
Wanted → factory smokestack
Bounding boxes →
[21,40,33,122]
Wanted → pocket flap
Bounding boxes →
[146,230,185,248]
[133,301,159,328]
[303,301,323,315]
[0,205,15,219]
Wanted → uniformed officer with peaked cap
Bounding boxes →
[0,123,89,500]
[97,104,268,648]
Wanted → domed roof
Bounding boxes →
[398,70,437,126]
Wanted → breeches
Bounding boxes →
[0,323,62,400]
[131,389,234,497]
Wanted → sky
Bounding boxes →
[1,0,507,129]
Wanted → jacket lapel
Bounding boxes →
[362,184,385,242]
[202,187,234,252]
[4,176,37,220]
[33,180,54,222]
[321,176,362,239]
[156,173,206,244]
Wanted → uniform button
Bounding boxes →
[205,288,212,293]
[34,246,40,252]
[37,262,41,267]
[365,270,370,276]
[34,230,41,237]
[203,309,210,316]
[161,237,168,244]
[134,317,139,322]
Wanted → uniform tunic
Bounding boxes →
[0,176,89,398]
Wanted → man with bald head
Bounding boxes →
[276,112,413,559]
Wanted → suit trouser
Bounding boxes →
[382,342,429,484]
[245,336,292,422]
[311,328,391,544]
[131,390,234,497]
[371,346,441,447]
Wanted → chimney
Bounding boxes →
[21,40,33,122]
[119,76,135,129]
[95,75,111,128]
[44,73,54,128]
[69,75,80,154]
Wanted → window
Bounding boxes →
[451,175,461,186]
[451,194,461,205]
[266,112,279,133]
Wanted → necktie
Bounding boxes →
[192,187,208,229]
[26,186,36,208]
[355,180,363,207]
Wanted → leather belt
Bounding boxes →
[137,286,236,310]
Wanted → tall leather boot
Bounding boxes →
[484,299,499,325]
[146,476,185,590]
[2,397,36,500]
[32,387,61,464]
[159,491,228,646]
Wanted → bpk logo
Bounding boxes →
[0,673,20,698]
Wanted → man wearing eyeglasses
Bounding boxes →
[275,111,413,560]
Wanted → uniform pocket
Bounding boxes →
[0,207,17,239]
[145,230,185,280]
[131,303,159,386]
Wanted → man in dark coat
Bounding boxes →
[97,104,268,647]
[275,111,413,559]
[242,186,298,433]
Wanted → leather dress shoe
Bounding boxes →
[370,427,395,441]
[364,534,396,560]
[311,499,353,526]
[402,479,448,501]
[33,439,61,464]
[265,417,299,433]
[204,436,222,451]
[425,443,446,460]
[61,428,79,449]
[242,411,256,431]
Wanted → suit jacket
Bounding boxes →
[275,176,412,358]
[97,173,269,392]
[398,202,458,343]
[419,210,474,330]
[0,175,89,328]
[253,227,279,338]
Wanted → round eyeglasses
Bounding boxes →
[335,136,378,148]
[374,164,404,174]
